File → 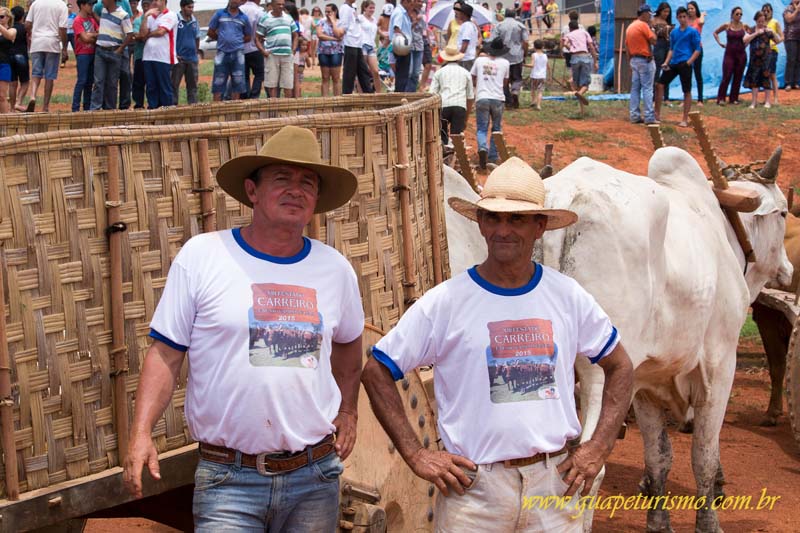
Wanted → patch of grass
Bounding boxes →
[740,314,760,340]
[553,128,608,142]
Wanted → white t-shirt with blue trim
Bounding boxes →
[149,228,364,455]
[372,264,618,465]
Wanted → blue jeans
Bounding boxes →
[192,453,342,531]
[212,49,246,96]
[143,60,174,109]
[408,49,423,92]
[475,99,504,162]
[132,58,146,108]
[72,53,94,112]
[629,56,656,123]
[91,47,123,110]
[118,46,132,109]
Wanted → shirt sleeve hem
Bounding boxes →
[371,346,404,381]
[589,326,618,364]
[149,328,189,352]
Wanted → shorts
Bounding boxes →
[0,63,10,82]
[318,52,343,68]
[768,50,778,74]
[659,61,693,93]
[530,77,545,91]
[265,53,294,89]
[212,49,246,95]
[362,43,376,57]
[570,54,592,88]
[30,51,60,81]
[11,54,29,83]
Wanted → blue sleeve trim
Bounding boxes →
[371,346,404,381]
[149,328,189,352]
[589,326,618,364]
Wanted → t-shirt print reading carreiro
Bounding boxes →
[248,283,323,369]
[372,264,618,464]
[149,228,364,455]
[486,317,560,403]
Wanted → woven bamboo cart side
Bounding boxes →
[0,94,431,136]
[0,95,447,499]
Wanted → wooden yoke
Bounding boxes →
[689,112,756,263]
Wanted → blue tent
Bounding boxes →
[599,0,791,97]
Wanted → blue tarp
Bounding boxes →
[599,0,791,97]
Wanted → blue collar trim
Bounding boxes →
[467,263,543,296]
[232,228,311,264]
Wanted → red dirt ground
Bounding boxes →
[35,58,796,532]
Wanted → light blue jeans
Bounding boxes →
[629,56,656,123]
[192,452,343,531]
[475,99,504,162]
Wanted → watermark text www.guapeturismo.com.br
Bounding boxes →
[522,488,781,519]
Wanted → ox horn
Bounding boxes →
[758,146,782,181]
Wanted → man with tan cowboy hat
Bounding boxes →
[429,43,474,151]
[123,125,365,530]
[362,157,633,531]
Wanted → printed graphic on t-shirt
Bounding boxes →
[485,318,559,403]
[248,283,323,369]
[479,61,499,80]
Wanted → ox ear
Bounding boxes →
[758,146,782,182]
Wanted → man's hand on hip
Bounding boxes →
[122,431,162,499]
[409,448,476,496]
[556,439,608,498]
[333,410,357,461]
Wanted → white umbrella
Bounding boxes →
[427,1,493,29]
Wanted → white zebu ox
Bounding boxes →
[442,146,791,533]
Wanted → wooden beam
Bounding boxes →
[106,145,130,463]
[648,124,665,150]
[424,110,444,285]
[689,112,756,263]
[0,236,18,501]
[0,445,199,533]
[394,114,419,305]
[713,185,761,213]
[491,132,510,163]
[541,143,554,178]
[450,134,478,193]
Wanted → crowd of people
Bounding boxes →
[628,1,800,128]
[0,0,577,113]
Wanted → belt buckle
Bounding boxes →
[256,453,279,476]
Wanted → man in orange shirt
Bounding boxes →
[625,4,657,124]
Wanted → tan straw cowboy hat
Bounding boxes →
[216,125,358,214]
[448,157,578,230]
[439,44,465,63]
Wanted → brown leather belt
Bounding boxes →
[199,434,336,476]
[503,446,568,468]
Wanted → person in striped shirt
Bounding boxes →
[139,0,178,108]
[256,0,297,98]
[90,0,134,110]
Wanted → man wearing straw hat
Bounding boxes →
[429,43,474,149]
[123,125,365,530]
[362,157,633,531]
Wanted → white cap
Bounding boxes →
[382,4,394,16]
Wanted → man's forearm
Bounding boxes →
[331,336,363,415]
[590,344,634,455]
[362,358,423,462]
[130,342,185,437]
